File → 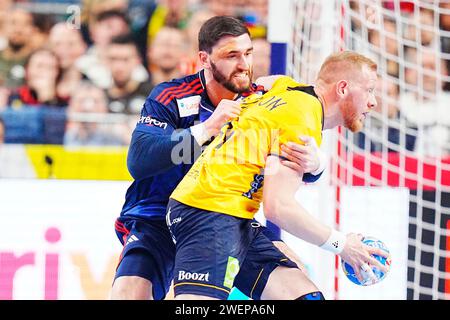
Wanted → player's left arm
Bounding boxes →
[262,155,389,281]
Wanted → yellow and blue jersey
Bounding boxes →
[121,70,268,219]
[171,76,324,219]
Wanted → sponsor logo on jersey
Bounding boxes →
[137,116,168,129]
[177,95,201,117]
[126,234,139,245]
[178,270,210,282]
[223,256,240,289]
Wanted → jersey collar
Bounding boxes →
[198,69,215,121]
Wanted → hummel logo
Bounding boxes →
[126,234,139,245]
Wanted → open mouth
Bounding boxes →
[233,72,248,80]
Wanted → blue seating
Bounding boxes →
[1,106,67,144]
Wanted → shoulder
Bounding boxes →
[149,73,203,106]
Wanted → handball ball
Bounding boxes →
[341,236,392,286]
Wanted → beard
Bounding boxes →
[113,76,131,89]
[9,40,25,52]
[340,95,364,133]
[210,61,252,94]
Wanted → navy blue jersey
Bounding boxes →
[120,70,322,219]
[121,71,214,219]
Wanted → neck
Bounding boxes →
[203,69,237,106]
[314,84,341,130]
[4,43,32,60]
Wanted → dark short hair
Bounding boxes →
[95,9,130,25]
[110,33,138,48]
[198,16,250,53]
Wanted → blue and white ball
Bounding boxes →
[341,236,392,286]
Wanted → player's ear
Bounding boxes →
[198,51,210,69]
[336,80,349,97]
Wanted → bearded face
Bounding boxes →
[340,93,366,132]
[339,68,378,132]
[207,34,254,94]
[210,59,252,94]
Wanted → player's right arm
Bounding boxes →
[198,99,242,141]
[262,155,389,282]
[127,95,241,180]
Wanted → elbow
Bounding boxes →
[127,152,140,180]
[126,139,147,180]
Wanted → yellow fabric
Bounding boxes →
[25,145,131,180]
[147,5,168,45]
[171,76,323,219]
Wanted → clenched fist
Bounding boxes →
[204,99,242,137]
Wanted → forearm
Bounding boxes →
[265,191,331,246]
[263,155,331,246]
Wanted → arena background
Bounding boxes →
[0,0,448,300]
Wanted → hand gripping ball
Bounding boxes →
[342,236,392,286]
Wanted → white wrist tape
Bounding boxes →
[190,123,211,146]
[311,148,327,176]
[320,229,346,254]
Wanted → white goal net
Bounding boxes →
[287,0,450,300]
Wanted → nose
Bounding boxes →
[368,95,377,110]
[237,54,250,70]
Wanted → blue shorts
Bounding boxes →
[167,199,298,300]
[114,216,175,300]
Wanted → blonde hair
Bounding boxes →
[317,51,377,84]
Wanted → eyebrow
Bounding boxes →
[225,48,253,54]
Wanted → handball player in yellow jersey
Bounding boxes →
[167,51,390,300]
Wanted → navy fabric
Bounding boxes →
[114,216,175,300]
[167,199,298,300]
[115,71,322,299]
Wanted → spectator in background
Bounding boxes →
[48,23,88,103]
[204,0,241,16]
[147,26,185,85]
[7,48,66,108]
[105,33,153,115]
[181,8,215,75]
[404,7,438,48]
[64,81,128,146]
[146,0,192,45]
[251,37,271,80]
[0,8,36,88]
[367,16,399,77]
[77,9,132,89]
[30,13,55,52]
[127,0,157,67]
[244,0,268,25]
[400,46,450,156]
[80,0,129,46]
[0,0,13,51]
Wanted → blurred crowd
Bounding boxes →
[350,1,450,156]
[0,0,271,146]
[0,0,449,158]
